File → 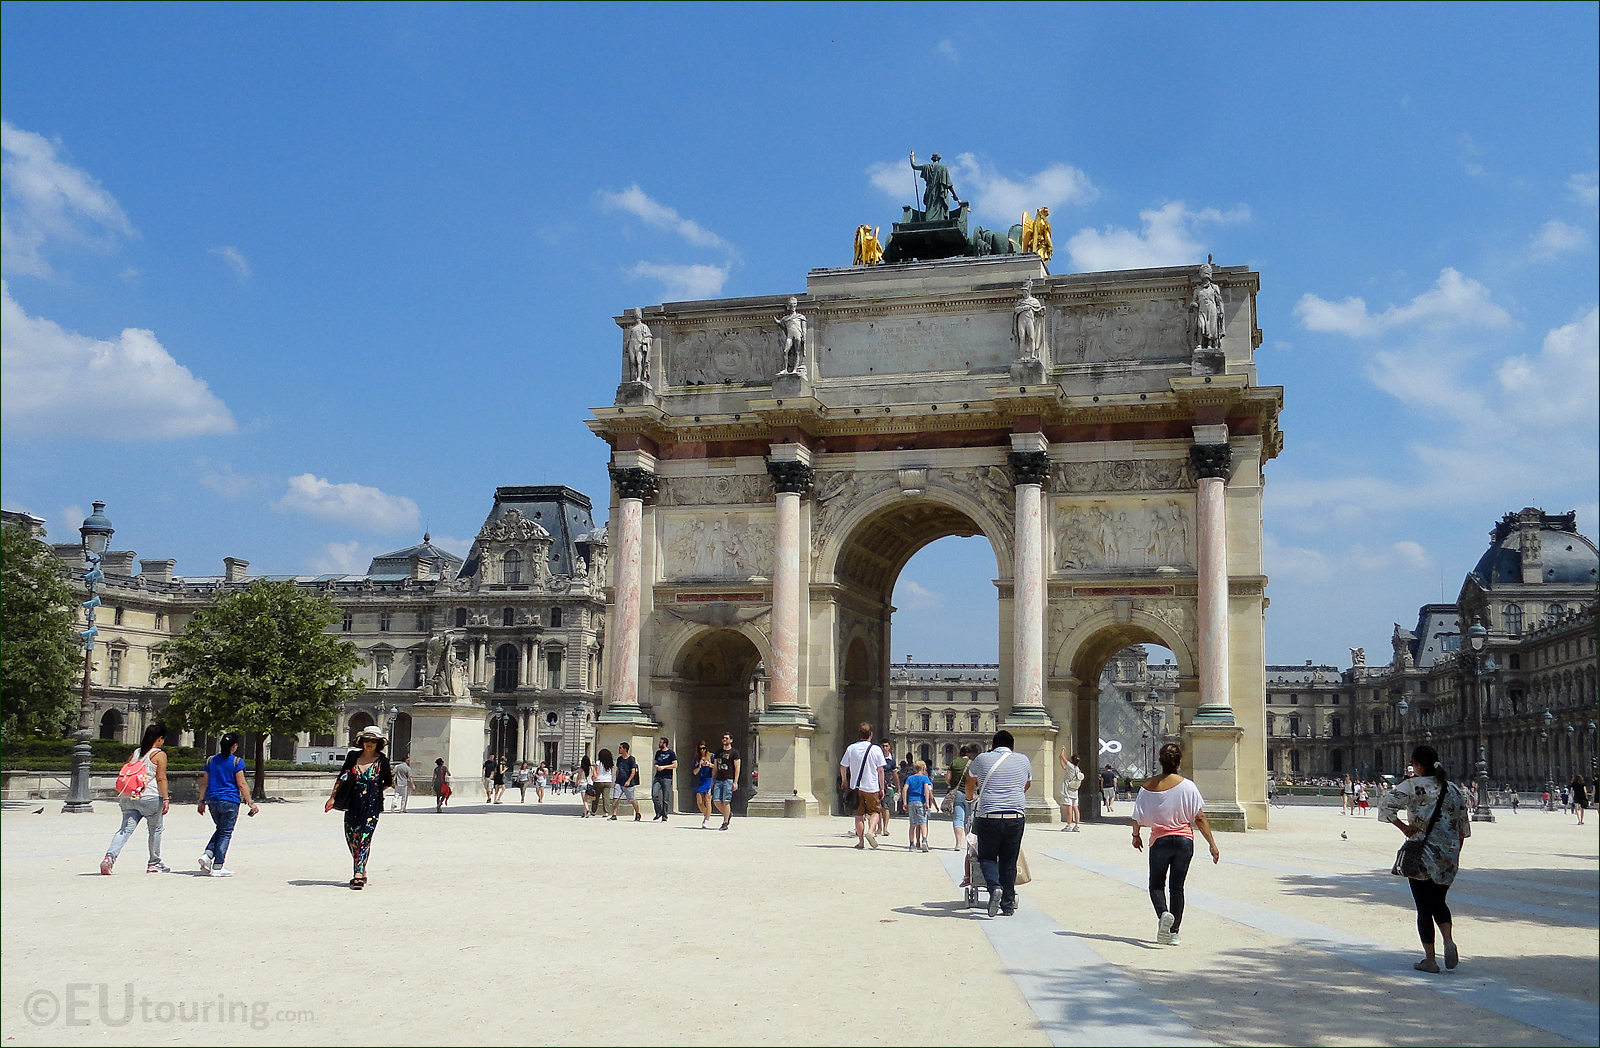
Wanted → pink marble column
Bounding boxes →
[1007,447,1050,714]
[1191,442,1235,723]
[605,467,658,711]
[767,459,814,710]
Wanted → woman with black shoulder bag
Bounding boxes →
[1378,744,1471,973]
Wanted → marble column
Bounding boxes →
[766,459,813,711]
[1190,440,1235,723]
[1006,445,1050,716]
[604,466,657,714]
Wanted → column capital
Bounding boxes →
[1189,442,1233,480]
[1006,449,1051,487]
[767,459,814,495]
[609,466,660,502]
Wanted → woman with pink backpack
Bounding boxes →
[100,722,172,874]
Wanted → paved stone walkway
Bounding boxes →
[2,797,1594,1045]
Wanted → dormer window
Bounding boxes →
[503,550,523,585]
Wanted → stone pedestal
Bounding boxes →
[614,381,656,406]
[1000,717,1060,822]
[1187,721,1246,831]
[1009,358,1046,385]
[409,701,490,793]
[595,706,661,775]
[772,371,809,399]
[746,709,819,817]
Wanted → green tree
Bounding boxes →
[154,580,361,796]
[1,523,82,741]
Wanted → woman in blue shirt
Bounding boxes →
[196,732,258,877]
[693,742,715,828]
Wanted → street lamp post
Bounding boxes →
[1147,688,1162,775]
[1397,696,1410,780]
[1542,709,1555,810]
[493,703,504,765]
[388,705,399,759]
[1465,619,1496,822]
[64,502,115,814]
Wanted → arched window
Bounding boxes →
[98,709,124,740]
[1504,603,1523,635]
[503,550,522,584]
[1547,602,1564,620]
[550,607,563,628]
[502,607,515,627]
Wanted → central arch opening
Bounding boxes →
[828,498,1004,811]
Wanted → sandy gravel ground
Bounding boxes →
[2,794,1594,1046]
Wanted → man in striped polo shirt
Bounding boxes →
[965,730,1033,918]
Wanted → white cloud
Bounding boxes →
[56,505,86,543]
[209,245,251,279]
[1293,268,1512,338]
[867,155,1098,225]
[1568,171,1599,210]
[1495,306,1599,430]
[195,459,273,499]
[626,261,729,301]
[426,534,470,557]
[308,540,373,575]
[277,474,419,533]
[1527,219,1587,261]
[1065,201,1248,273]
[598,185,729,250]
[936,39,958,63]
[1,121,134,278]
[0,281,236,440]
[895,579,944,611]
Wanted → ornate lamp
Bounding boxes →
[64,502,114,813]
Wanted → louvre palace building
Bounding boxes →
[18,486,608,775]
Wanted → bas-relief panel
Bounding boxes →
[1052,499,1192,571]
[1050,298,1190,365]
[1051,459,1194,494]
[665,326,783,386]
[817,312,1012,378]
[657,475,771,507]
[660,511,776,580]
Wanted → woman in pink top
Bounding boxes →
[1130,743,1220,945]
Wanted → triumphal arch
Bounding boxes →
[590,226,1282,828]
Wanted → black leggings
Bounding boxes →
[1408,878,1453,945]
[1148,835,1195,931]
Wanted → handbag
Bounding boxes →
[1391,782,1447,879]
[842,743,874,810]
[331,769,355,812]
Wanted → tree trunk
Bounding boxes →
[254,734,267,800]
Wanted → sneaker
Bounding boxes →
[99,855,114,876]
[987,892,1002,918]
[1001,903,1016,917]
[199,854,213,874]
[1168,933,1181,946]
[146,861,172,874]
[1158,910,1175,945]
[1443,942,1459,970]
[209,867,235,878]
[1413,959,1440,973]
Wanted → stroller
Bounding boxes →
[959,814,1033,909]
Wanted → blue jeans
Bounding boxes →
[1148,835,1195,932]
[206,800,240,866]
[973,815,1025,906]
[710,779,733,804]
[106,795,163,863]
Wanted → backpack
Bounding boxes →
[115,750,151,797]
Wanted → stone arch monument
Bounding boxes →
[590,253,1282,828]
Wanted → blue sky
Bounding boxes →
[3,3,1595,667]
